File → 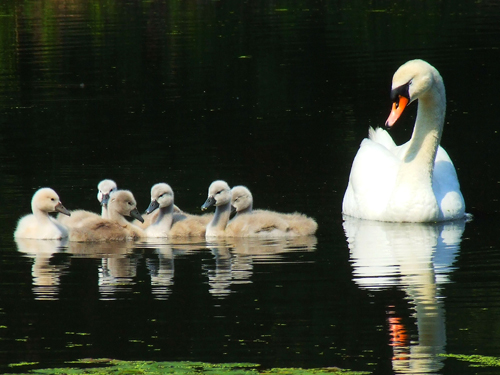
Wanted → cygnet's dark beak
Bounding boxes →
[55,202,71,216]
[129,207,144,223]
[101,193,110,207]
[201,196,216,211]
[145,200,159,215]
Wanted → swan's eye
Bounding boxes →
[390,82,411,103]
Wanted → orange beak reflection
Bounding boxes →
[385,96,409,128]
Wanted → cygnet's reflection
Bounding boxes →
[68,241,138,300]
[17,235,317,301]
[141,237,207,300]
[205,236,317,298]
[343,216,467,374]
[15,238,69,300]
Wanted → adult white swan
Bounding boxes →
[342,59,465,222]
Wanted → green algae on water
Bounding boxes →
[441,353,500,368]
[6,359,371,374]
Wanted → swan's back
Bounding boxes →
[231,185,318,236]
[58,209,101,228]
[69,220,143,242]
[226,210,291,237]
[169,213,214,237]
[278,212,318,236]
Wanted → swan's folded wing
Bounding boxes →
[432,146,465,219]
[343,138,400,219]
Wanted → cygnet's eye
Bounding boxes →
[51,198,55,201]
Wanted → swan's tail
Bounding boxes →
[368,127,397,150]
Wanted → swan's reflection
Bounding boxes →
[205,236,317,298]
[141,237,206,300]
[147,243,175,300]
[67,242,138,300]
[17,235,317,301]
[343,216,466,374]
[15,238,69,300]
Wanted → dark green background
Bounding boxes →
[1,1,499,374]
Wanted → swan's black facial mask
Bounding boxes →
[386,81,411,128]
[390,81,411,105]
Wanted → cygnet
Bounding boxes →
[14,188,71,240]
[145,183,212,238]
[69,190,145,242]
[231,185,318,236]
[202,180,298,238]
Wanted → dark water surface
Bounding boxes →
[1,1,500,374]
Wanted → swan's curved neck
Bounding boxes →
[154,204,174,228]
[107,208,129,226]
[208,201,232,234]
[404,80,446,178]
[33,206,68,236]
[33,207,53,223]
[237,203,253,216]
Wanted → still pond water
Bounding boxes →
[1,1,500,374]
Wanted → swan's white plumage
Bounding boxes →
[14,188,71,240]
[343,59,465,222]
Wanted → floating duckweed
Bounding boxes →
[8,362,39,368]
[4,359,370,374]
[441,353,500,367]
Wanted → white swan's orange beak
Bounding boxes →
[385,96,409,128]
